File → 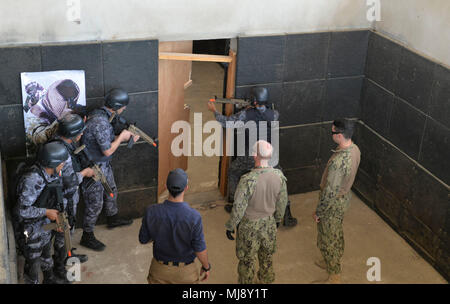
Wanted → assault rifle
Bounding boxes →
[43,212,73,257]
[209,96,254,109]
[109,113,157,149]
[74,145,115,198]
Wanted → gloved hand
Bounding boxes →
[226,230,235,241]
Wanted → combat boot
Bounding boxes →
[314,259,327,270]
[23,258,40,284]
[283,201,298,227]
[66,248,88,263]
[80,231,106,251]
[53,247,72,284]
[106,214,133,229]
[42,269,65,284]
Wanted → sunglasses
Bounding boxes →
[331,131,342,135]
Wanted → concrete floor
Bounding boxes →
[70,190,446,284]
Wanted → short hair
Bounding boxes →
[168,188,184,198]
[252,140,273,160]
[333,119,355,140]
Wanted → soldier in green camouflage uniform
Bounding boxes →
[225,140,288,284]
[314,119,360,283]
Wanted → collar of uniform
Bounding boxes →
[101,106,113,118]
[256,105,266,112]
[37,163,56,183]
[331,143,354,153]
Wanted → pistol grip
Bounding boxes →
[127,137,135,149]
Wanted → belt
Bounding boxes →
[157,260,194,267]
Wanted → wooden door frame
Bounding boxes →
[159,49,237,197]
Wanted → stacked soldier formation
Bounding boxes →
[207,87,297,227]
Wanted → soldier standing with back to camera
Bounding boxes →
[207,87,297,227]
[49,113,95,281]
[14,142,68,284]
[79,89,139,251]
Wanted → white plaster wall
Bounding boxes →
[0,0,371,44]
[375,0,450,66]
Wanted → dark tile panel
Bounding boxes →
[399,210,441,259]
[378,143,416,203]
[410,165,450,236]
[361,78,395,138]
[352,168,377,206]
[395,48,435,113]
[318,122,336,165]
[419,118,450,185]
[3,157,28,210]
[375,186,405,228]
[365,32,402,92]
[236,35,285,85]
[0,105,27,158]
[279,125,320,170]
[284,32,330,82]
[327,30,369,78]
[235,83,283,109]
[76,186,157,227]
[0,46,41,105]
[435,245,450,281]
[111,143,158,191]
[102,40,158,93]
[322,77,363,121]
[429,64,450,129]
[284,166,321,195]
[85,97,105,113]
[387,97,426,160]
[355,123,386,181]
[41,43,104,98]
[280,80,325,126]
[120,92,158,139]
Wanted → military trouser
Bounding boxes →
[81,161,118,233]
[23,226,53,284]
[236,216,277,284]
[316,197,349,275]
[52,230,67,274]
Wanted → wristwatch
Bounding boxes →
[202,263,211,272]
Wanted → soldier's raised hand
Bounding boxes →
[119,129,134,142]
[81,167,95,178]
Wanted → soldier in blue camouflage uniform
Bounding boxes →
[313,119,361,284]
[50,113,95,281]
[80,89,138,251]
[225,141,288,284]
[15,142,68,284]
[207,87,297,227]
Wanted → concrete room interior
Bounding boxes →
[0,0,448,284]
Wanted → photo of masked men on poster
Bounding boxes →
[20,70,86,156]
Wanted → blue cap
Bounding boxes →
[166,168,188,192]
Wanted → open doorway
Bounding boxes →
[158,39,232,204]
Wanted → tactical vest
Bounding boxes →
[236,107,276,157]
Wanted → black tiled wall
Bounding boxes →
[356,31,450,281]
[0,39,159,223]
[236,30,369,193]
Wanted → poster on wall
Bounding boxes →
[20,70,86,156]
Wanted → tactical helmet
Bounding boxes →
[104,89,129,111]
[57,113,85,139]
[250,87,269,104]
[37,142,68,169]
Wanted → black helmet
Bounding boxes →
[57,113,85,139]
[104,89,129,110]
[250,87,269,104]
[37,142,68,169]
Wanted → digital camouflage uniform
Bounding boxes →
[16,164,65,284]
[225,168,288,284]
[80,107,118,233]
[51,136,84,269]
[316,143,361,275]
